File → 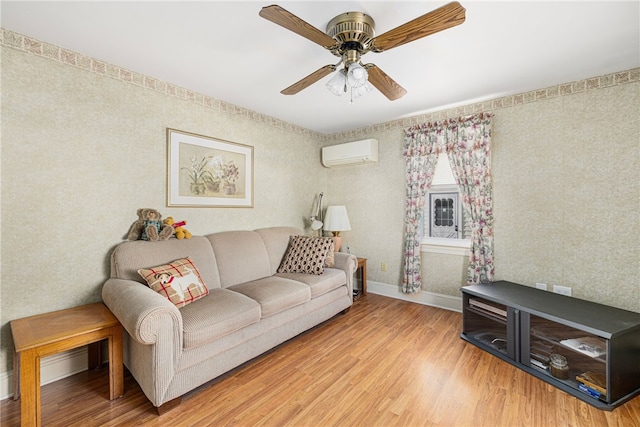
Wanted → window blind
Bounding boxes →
[432,152,457,186]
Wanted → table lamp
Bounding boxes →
[323,205,351,252]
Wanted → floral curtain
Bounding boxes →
[402,113,494,293]
[445,113,495,284]
[401,125,442,293]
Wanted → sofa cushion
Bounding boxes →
[180,288,261,350]
[138,257,209,308]
[277,236,334,275]
[228,276,311,318]
[207,230,272,287]
[110,236,221,289]
[275,268,346,298]
[255,226,304,274]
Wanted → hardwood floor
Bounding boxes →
[2,294,639,426]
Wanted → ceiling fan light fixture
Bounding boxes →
[347,62,368,88]
[352,81,374,99]
[326,63,372,102]
[326,69,347,96]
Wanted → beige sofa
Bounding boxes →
[102,226,356,412]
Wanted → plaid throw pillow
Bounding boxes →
[138,257,209,308]
[277,236,334,275]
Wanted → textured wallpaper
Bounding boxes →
[327,80,639,313]
[492,84,640,311]
[1,29,639,382]
[0,46,327,373]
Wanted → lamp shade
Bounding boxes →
[326,70,346,96]
[323,206,351,234]
[326,64,372,102]
[352,81,374,99]
[347,63,368,88]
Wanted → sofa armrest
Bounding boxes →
[333,252,358,296]
[102,278,183,346]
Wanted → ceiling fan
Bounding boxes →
[259,2,466,101]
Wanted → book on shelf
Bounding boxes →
[468,298,507,318]
[578,383,603,399]
[530,339,553,365]
[530,350,551,365]
[560,336,606,358]
[576,371,606,395]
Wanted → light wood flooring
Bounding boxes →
[1,294,639,426]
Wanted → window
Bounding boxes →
[421,152,470,255]
[429,192,461,238]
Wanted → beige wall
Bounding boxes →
[492,83,639,309]
[326,74,639,313]
[0,45,327,373]
[1,31,638,382]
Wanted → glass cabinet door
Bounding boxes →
[521,312,608,403]
[462,294,517,360]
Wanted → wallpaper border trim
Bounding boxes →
[0,28,324,140]
[2,28,637,142]
[333,67,639,141]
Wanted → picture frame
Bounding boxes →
[167,128,254,207]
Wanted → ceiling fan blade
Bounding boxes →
[370,1,466,52]
[281,65,336,95]
[260,5,338,49]
[365,64,407,101]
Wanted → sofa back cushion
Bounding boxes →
[110,236,222,289]
[255,226,304,275]
[206,230,272,288]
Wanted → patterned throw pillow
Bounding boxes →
[138,257,209,308]
[277,236,334,275]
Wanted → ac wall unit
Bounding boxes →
[321,139,378,168]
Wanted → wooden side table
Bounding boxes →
[11,302,124,427]
[356,257,367,296]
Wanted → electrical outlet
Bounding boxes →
[535,283,548,291]
[553,285,572,296]
[381,262,387,272]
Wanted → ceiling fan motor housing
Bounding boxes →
[326,11,375,64]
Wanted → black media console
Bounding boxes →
[461,281,640,410]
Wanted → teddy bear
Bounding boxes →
[127,208,174,241]
[163,216,192,239]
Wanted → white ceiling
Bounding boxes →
[2,1,639,134]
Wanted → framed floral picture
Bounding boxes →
[167,128,253,207]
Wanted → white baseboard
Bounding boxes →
[367,280,463,312]
[0,347,90,401]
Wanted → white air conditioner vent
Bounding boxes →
[321,139,378,168]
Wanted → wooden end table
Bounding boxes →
[11,302,124,427]
[356,257,367,295]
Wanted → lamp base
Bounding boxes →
[332,236,343,252]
